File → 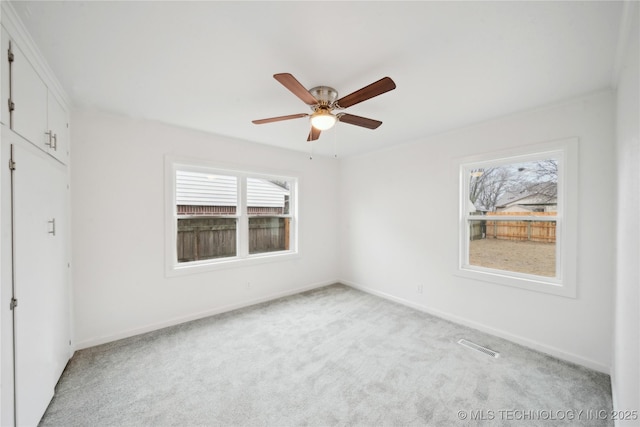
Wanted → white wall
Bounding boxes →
[612,3,640,422]
[70,83,625,379]
[339,90,616,372]
[70,110,339,348]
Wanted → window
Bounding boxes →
[457,139,578,297]
[166,158,298,275]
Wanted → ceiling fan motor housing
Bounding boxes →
[309,86,339,107]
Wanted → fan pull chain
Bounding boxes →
[333,123,338,158]
[309,140,314,160]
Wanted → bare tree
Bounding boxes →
[469,159,558,212]
[529,160,557,201]
[534,159,558,180]
[479,167,513,211]
[468,168,492,205]
[469,167,514,211]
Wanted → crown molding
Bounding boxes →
[1,1,71,108]
[612,1,639,88]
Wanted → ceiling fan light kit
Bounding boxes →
[310,109,337,131]
[309,86,339,131]
[252,73,396,142]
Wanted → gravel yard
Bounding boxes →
[469,238,556,277]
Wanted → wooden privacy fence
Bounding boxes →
[469,212,556,243]
[249,217,290,254]
[177,217,289,262]
[177,218,236,262]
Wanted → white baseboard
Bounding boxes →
[76,278,611,375]
[341,279,610,374]
[75,279,336,350]
[610,371,619,425]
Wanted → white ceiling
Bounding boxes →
[10,1,624,157]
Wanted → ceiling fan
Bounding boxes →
[252,73,396,141]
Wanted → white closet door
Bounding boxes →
[13,141,67,426]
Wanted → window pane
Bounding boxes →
[177,218,237,262]
[249,217,289,254]
[468,159,557,213]
[176,170,237,216]
[247,178,291,216]
[466,158,558,278]
[468,219,556,277]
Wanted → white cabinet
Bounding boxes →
[47,92,69,164]
[9,41,48,151]
[5,35,69,164]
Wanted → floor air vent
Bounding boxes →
[458,339,500,358]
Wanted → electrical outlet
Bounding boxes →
[417,284,424,294]
[246,281,251,290]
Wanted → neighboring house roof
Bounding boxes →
[495,183,557,208]
[467,199,477,213]
[176,171,289,208]
[472,200,490,212]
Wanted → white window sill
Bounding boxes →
[166,250,301,277]
[455,265,576,298]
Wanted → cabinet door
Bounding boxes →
[1,26,10,126]
[47,93,69,164]
[13,141,69,426]
[11,42,48,151]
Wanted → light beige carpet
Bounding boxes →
[39,284,612,426]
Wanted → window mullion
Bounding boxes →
[287,180,296,252]
[238,175,248,257]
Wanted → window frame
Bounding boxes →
[455,138,578,298]
[165,156,299,276]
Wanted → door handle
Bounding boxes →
[45,131,57,150]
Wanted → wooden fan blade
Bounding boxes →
[274,73,318,106]
[335,77,396,108]
[338,113,382,129]
[252,113,308,124]
[307,127,321,141]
